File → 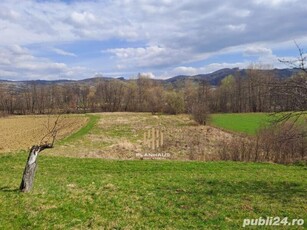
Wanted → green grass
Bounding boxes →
[0,153,306,229]
[210,113,272,135]
[58,114,100,145]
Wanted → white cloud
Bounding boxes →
[69,11,97,26]
[107,46,166,59]
[107,45,190,69]
[0,0,305,47]
[0,45,86,80]
[244,47,272,56]
[138,72,156,79]
[227,24,246,32]
[0,7,19,22]
[9,45,30,55]
[172,67,198,76]
[52,48,77,57]
[0,0,306,79]
[253,0,298,6]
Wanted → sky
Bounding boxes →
[0,0,307,80]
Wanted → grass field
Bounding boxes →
[0,152,306,229]
[210,113,271,135]
[1,112,306,229]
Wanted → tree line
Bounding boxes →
[0,67,306,116]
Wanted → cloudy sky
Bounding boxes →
[0,0,307,80]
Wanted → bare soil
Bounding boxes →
[0,115,88,153]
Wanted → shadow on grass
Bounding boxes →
[0,186,19,193]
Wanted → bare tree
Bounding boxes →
[191,80,210,125]
[274,42,307,123]
[19,115,61,192]
[279,41,307,74]
[164,91,184,115]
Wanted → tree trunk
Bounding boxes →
[20,144,52,192]
[20,146,40,192]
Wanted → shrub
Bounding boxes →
[219,121,306,164]
[191,104,209,125]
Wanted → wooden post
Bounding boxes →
[161,131,164,148]
[156,129,159,148]
[152,128,155,150]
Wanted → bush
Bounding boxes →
[219,121,306,164]
[191,104,209,125]
[257,122,306,163]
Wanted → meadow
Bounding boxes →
[210,113,271,135]
[210,112,306,135]
[0,112,306,229]
[0,152,306,229]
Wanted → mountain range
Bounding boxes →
[0,68,301,87]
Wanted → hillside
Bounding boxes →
[166,68,301,86]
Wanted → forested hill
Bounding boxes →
[0,68,301,87]
[165,68,300,86]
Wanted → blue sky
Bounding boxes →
[0,0,307,80]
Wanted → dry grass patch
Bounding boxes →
[46,113,236,160]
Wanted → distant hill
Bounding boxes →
[165,68,301,86]
[0,68,301,88]
[0,76,119,87]
[0,79,74,85]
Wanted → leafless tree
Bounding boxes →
[191,80,210,125]
[274,42,307,123]
[19,115,62,192]
[279,41,307,74]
